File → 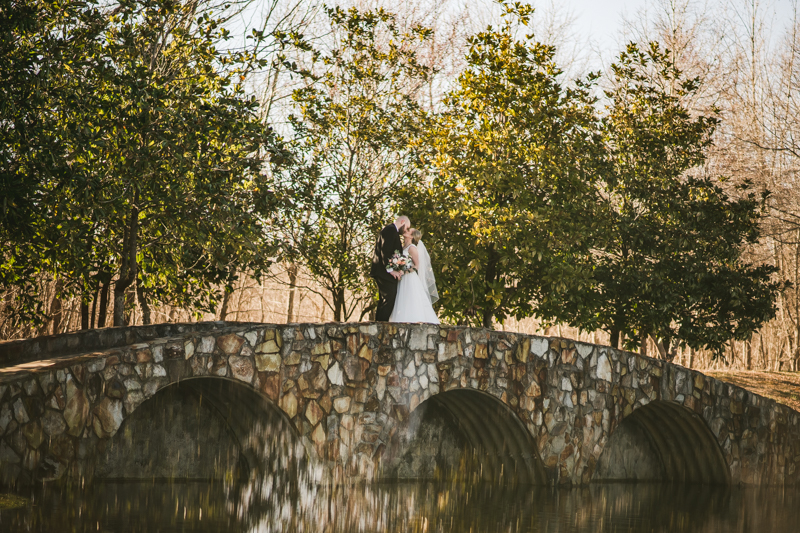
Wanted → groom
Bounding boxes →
[371,215,410,321]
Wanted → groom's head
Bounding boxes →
[395,215,410,233]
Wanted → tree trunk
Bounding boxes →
[137,283,151,325]
[640,330,648,358]
[744,339,752,370]
[610,329,620,350]
[98,276,110,328]
[482,244,498,329]
[90,286,99,329]
[125,289,135,325]
[655,336,672,360]
[114,202,139,326]
[219,289,230,321]
[333,287,343,322]
[286,263,298,323]
[482,307,493,329]
[80,292,90,330]
[795,230,800,371]
[50,279,63,335]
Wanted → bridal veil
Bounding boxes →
[415,241,439,304]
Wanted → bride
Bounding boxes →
[389,228,439,324]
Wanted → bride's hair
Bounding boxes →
[410,229,422,245]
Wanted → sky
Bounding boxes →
[567,0,641,52]
[567,0,795,61]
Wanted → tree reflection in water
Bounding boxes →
[3,396,800,532]
[2,478,800,532]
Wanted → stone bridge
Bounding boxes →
[1,322,799,488]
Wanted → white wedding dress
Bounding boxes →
[389,242,439,324]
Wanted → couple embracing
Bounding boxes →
[370,216,439,324]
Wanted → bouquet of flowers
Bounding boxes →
[387,250,415,274]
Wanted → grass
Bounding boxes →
[704,370,800,413]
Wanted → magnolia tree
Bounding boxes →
[584,43,783,355]
[399,1,605,328]
[1,0,279,329]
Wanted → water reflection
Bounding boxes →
[1,480,799,532]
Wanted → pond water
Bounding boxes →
[1,480,799,532]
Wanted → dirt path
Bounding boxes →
[704,370,800,413]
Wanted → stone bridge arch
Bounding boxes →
[2,321,800,488]
[594,400,729,484]
[94,377,306,482]
[386,388,547,485]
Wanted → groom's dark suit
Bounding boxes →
[371,223,403,321]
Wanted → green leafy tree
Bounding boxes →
[591,42,782,356]
[2,0,278,329]
[271,6,431,321]
[399,1,605,327]
[1,0,108,326]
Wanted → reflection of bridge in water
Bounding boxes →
[1,321,799,487]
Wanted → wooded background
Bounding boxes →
[3,0,800,372]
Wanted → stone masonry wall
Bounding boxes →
[1,322,799,487]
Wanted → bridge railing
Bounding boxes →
[0,321,264,368]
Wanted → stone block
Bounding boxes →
[576,343,593,359]
[515,338,530,363]
[229,356,255,383]
[312,354,330,370]
[438,342,458,362]
[255,352,281,373]
[64,386,89,437]
[217,334,245,355]
[22,421,43,449]
[198,336,215,354]
[359,324,378,336]
[256,339,281,355]
[285,351,302,365]
[531,338,549,357]
[12,398,29,426]
[358,344,373,362]
[334,396,352,413]
[280,391,298,419]
[319,391,332,414]
[474,344,488,359]
[343,356,369,382]
[183,341,194,359]
[403,360,416,378]
[311,424,326,447]
[259,372,280,401]
[313,342,332,356]
[136,349,153,364]
[92,397,123,438]
[0,404,13,434]
[596,353,612,382]
[306,400,324,426]
[328,362,345,386]
[377,376,387,400]
[244,331,258,348]
[409,329,428,351]
[123,390,145,415]
[87,359,106,374]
